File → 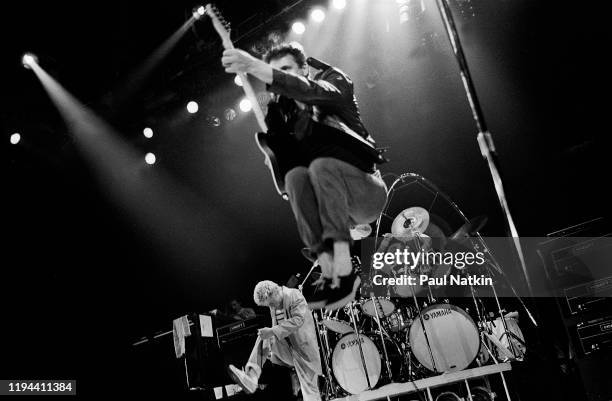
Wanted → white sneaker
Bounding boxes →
[228,364,257,394]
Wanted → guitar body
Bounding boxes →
[256,122,386,199]
[254,131,303,199]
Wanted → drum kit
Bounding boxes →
[300,174,531,399]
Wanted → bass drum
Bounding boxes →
[409,304,480,372]
[332,333,381,394]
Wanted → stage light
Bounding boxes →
[145,152,156,165]
[186,101,199,114]
[143,127,153,138]
[397,0,425,24]
[224,108,237,121]
[292,21,306,35]
[311,8,326,22]
[22,53,38,69]
[10,133,21,145]
[193,6,206,19]
[234,75,243,86]
[332,0,346,10]
[207,116,221,127]
[239,98,252,112]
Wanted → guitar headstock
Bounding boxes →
[205,4,232,49]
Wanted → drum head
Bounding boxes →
[322,318,353,334]
[409,304,480,372]
[361,298,395,317]
[332,333,381,394]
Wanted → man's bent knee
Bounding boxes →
[285,167,310,192]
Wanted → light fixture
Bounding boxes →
[193,6,206,19]
[311,8,326,22]
[143,127,153,138]
[145,153,156,165]
[239,98,252,112]
[22,53,38,69]
[10,133,21,145]
[224,108,237,121]
[186,101,199,114]
[397,0,425,24]
[332,0,346,10]
[234,75,243,86]
[207,116,221,127]
[292,21,306,35]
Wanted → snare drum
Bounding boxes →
[322,317,353,334]
[360,297,395,318]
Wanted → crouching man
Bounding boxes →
[229,280,322,400]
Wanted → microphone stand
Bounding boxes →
[434,0,534,297]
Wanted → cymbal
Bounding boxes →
[391,206,430,236]
[450,215,488,242]
[350,223,372,240]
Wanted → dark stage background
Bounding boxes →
[1,0,610,398]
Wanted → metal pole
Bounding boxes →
[434,0,534,297]
[348,303,373,389]
[371,296,393,381]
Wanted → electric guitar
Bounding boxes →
[206,5,386,200]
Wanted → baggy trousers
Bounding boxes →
[285,157,388,254]
[245,336,321,401]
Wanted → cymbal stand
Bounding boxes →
[473,234,538,327]
[298,260,319,294]
[314,311,339,399]
[467,277,485,328]
[408,276,438,373]
[347,302,373,390]
[370,296,393,381]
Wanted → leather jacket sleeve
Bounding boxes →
[267,68,353,109]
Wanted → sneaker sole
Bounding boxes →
[227,366,256,394]
[325,276,361,311]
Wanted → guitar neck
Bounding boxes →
[206,4,268,133]
[237,72,268,133]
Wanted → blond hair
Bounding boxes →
[253,280,280,306]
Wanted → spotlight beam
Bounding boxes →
[105,16,196,111]
[27,62,246,271]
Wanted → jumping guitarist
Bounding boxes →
[222,42,388,310]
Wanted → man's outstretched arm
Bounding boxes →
[222,49,349,106]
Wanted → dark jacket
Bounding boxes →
[265,67,380,172]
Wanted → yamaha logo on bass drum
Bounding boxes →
[423,309,453,321]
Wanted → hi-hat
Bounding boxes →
[391,206,430,236]
[350,223,372,240]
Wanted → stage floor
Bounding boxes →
[330,362,512,401]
